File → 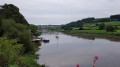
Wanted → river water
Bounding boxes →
[37,31,120,67]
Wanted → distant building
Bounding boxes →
[37,25,63,30]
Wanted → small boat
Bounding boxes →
[42,38,50,42]
[32,39,41,42]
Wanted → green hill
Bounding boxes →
[83,21,120,30]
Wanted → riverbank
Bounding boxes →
[58,30,120,39]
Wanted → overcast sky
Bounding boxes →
[0,0,120,25]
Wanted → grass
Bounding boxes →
[83,21,120,30]
[62,30,120,38]
[117,30,120,32]
[104,21,120,25]
[83,23,99,30]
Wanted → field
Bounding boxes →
[83,21,120,30]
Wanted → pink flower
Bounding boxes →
[76,64,79,67]
[93,65,95,67]
[94,56,99,60]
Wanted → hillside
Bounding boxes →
[61,15,120,37]
[83,21,120,30]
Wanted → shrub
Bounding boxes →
[99,23,105,30]
[34,31,42,36]
[0,37,23,66]
[106,25,115,32]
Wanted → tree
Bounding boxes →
[2,19,33,52]
[61,20,83,30]
[99,23,105,30]
[29,24,37,34]
[81,17,95,23]
[110,14,120,21]
[1,4,28,25]
[95,18,110,22]
[106,25,115,32]
[78,21,83,30]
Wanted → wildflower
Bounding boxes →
[94,56,99,60]
[76,64,79,67]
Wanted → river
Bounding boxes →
[37,31,120,67]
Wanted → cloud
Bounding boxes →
[0,0,120,25]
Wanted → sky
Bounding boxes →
[0,0,120,25]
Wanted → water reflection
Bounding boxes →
[43,41,50,44]
[55,35,59,48]
[69,34,95,41]
[37,31,120,67]
[64,33,120,42]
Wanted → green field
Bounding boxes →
[83,21,120,30]
[104,21,120,25]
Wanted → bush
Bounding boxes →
[34,31,42,36]
[99,23,105,30]
[0,37,23,66]
[29,24,37,34]
[2,19,33,53]
[106,25,115,32]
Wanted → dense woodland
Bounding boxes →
[0,4,42,67]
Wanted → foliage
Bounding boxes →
[106,25,115,32]
[2,19,27,38]
[0,37,23,66]
[81,17,95,23]
[34,31,42,36]
[0,4,28,25]
[29,24,42,36]
[94,18,111,22]
[0,4,42,67]
[110,14,120,21]
[62,14,120,31]
[29,24,37,34]
[99,23,105,30]
[18,54,40,67]
[0,37,42,67]
[61,20,83,30]
[1,19,33,52]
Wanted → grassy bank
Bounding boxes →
[61,30,120,38]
